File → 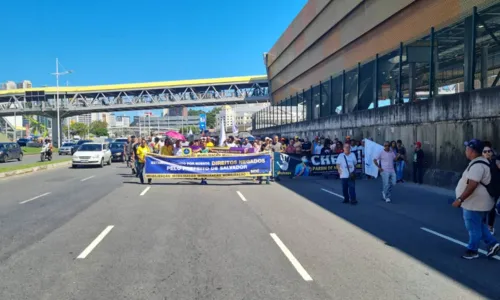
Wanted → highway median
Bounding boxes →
[0,158,72,178]
[21,146,59,155]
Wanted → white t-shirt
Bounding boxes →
[455,157,493,211]
[242,143,252,149]
[336,152,357,179]
[173,146,183,156]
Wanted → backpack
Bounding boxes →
[468,160,500,198]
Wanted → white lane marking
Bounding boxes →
[80,175,95,182]
[77,225,114,259]
[236,191,247,202]
[321,188,343,199]
[269,233,313,281]
[140,186,150,196]
[19,192,52,204]
[421,227,500,260]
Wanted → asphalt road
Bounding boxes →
[1,152,70,166]
[0,167,499,299]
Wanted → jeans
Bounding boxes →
[134,159,139,176]
[341,178,356,202]
[413,163,424,184]
[396,161,405,181]
[137,162,145,184]
[463,208,498,251]
[486,207,496,228]
[381,171,397,199]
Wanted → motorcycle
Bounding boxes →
[40,145,52,162]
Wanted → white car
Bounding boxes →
[72,142,112,168]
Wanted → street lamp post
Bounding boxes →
[51,58,73,147]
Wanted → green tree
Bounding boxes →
[206,107,221,129]
[188,109,205,116]
[89,120,108,137]
[178,125,199,135]
[70,122,89,137]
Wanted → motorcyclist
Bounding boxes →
[45,138,53,158]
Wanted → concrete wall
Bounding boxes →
[253,87,500,189]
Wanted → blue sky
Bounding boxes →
[0,0,306,118]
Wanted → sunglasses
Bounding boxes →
[483,150,492,153]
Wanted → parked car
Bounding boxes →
[71,140,93,155]
[17,138,30,147]
[72,142,112,168]
[114,138,128,143]
[59,142,75,155]
[0,142,23,162]
[109,142,126,162]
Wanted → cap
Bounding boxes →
[415,141,422,148]
[464,139,484,153]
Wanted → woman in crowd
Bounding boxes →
[160,139,174,156]
[286,140,295,154]
[396,140,407,183]
[334,141,344,154]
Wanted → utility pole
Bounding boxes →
[51,58,73,147]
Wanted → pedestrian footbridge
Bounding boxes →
[0,75,269,118]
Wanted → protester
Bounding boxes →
[160,139,174,156]
[452,139,499,259]
[136,138,152,185]
[293,137,302,154]
[152,137,161,154]
[253,140,261,153]
[334,141,343,154]
[271,135,282,152]
[257,142,270,184]
[242,138,252,149]
[286,141,295,154]
[190,140,202,154]
[173,140,183,156]
[321,139,333,155]
[413,141,425,184]
[132,137,140,175]
[374,141,397,203]
[123,136,131,166]
[301,137,312,155]
[336,143,358,205]
[482,142,500,235]
[313,139,323,155]
[206,137,214,147]
[396,140,407,183]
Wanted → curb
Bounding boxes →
[0,161,72,179]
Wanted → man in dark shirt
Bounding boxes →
[413,141,425,184]
[302,138,312,155]
[132,137,140,176]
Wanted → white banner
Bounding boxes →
[363,139,384,178]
